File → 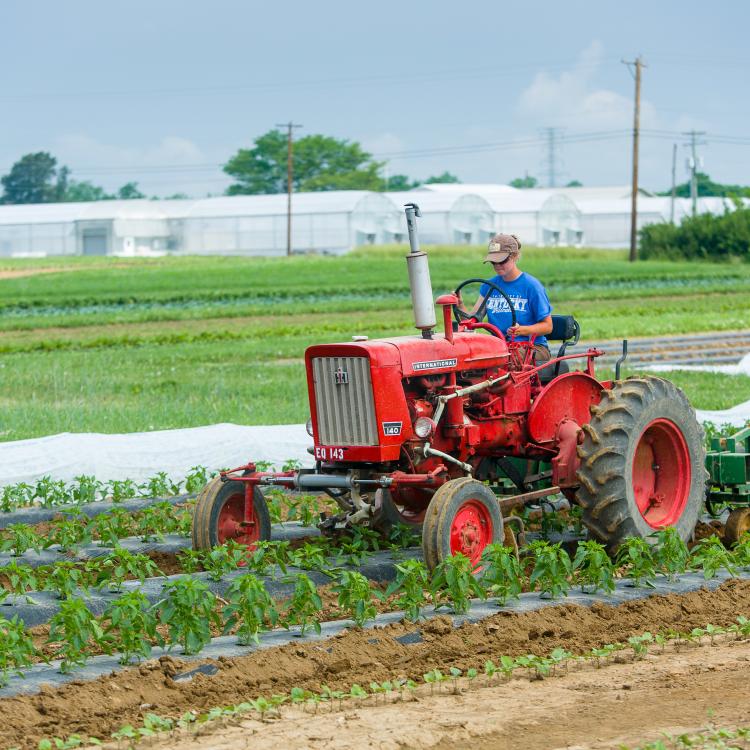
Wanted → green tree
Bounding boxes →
[385,174,420,191]
[566,179,583,187]
[63,180,113,202]
[509,173,538,189]
[424,171,460,184]
[117,181,145,199]
[224,130,385,194]
[0,152,68,204]
[660,172,750,199]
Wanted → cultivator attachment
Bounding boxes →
[706,425,750,545]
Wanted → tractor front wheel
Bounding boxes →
[422,478,503,570]
[192,476,271,551]
[576,376,705,551]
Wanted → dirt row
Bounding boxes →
[1,579,748,750]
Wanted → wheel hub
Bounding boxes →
[632,418,691,529]
[449,499,494,567]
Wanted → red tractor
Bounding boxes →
[192,204,706,568]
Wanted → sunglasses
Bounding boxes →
[491,257,513,266]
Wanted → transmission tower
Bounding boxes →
[540,127,564,188]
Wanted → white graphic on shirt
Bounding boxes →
[486,294,528,313]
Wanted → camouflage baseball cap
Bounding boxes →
[484,233,520,263]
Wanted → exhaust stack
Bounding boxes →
[404,203,436,337]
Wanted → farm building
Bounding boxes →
[0,191,402,257]
[0,186,743,257]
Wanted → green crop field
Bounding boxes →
[0,245,748,440]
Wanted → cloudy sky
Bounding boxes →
[2,0,748,197]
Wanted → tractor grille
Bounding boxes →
[312,356,378,446]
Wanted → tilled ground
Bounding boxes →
[1,579,748,749]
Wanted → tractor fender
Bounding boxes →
[527,371,605,445]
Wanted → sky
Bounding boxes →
[2,0,748,198]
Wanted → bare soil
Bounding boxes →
[1,580,748,749]
[126,635,750,750]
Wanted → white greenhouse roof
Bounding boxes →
[385,191,492,213]
[414,183,521,195]
[0,199,175,225]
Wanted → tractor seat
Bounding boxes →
[538,315,580,385]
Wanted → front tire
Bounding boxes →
[576,376,705,551]
[192,476,271,550]
[422,478,504,570]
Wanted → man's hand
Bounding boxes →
[507,324,531,337]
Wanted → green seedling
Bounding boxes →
[0,614,38,685]
[616,536,658,587]
[572,539,615,594]
[528,540,572,599]
[47,518,92,553]
[689,536,738,579]
[430,552,485,615]
[34,476,69,507]
[653,527,689,581]
[548,647,573,674]
[101,590,161,664]
[283,573,323,636]
[47,597,106,673]
[0,483,34,512]
[733,533,750,567]
[423,668,447,695]
[383,558,430,622]
[223,573,279,645]
[156,576,220,655]
[628,632,653,659]
[290,541,330,572]
[71,475,102,505]
[140,471,181,499]
[480,543,523,605]
[177,548,204,574]
[333,570,377,627]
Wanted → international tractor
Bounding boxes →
[192,204,750,568]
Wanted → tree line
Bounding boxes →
[2,129,748,205]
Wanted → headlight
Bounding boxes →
[305,418,314,437]
[414,417,436,439]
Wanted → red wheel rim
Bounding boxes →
[449,499,494,567]
[632,418,691,529]
[217,491,261,547]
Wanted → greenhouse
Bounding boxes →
[386,190,495,245]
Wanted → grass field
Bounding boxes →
[1,245,749,440]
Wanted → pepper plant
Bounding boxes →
[333,570,377,627]
[1,523,42,556]
[383,558,430,622]
[98,548,163,592]
[90,508,134,547]
[43,561,90,599]
[223,573,279,645]
[140,471,181,499]
[47,516,92,553]
[430,552,485,614]
[184,465,210,494]
[107,478,139,503]
[615,536,658,587]
[572,540,615,593]
[71,475,102,505]
[47,597,106,673]
[101,590,162,664]
[480,543,523,605]
[653,527,689,580]
[1,560,38,595]
[202,540,249,581]
[0,614,38,685]
[528,540,572,599]
[689,536,738,579]
[283,573,323,635]
[734,533,750,568]
[156,576,220,654]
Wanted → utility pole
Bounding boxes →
[670,142,677,224]
[682,129,706,217]
[623,56,645,263]
[276,121,302,256]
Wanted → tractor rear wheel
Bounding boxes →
[192,476,271,551]
[422,477,504,570]
[576,376,705,551]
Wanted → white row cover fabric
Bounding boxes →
[645,353,750,377]
[0,392,748,488]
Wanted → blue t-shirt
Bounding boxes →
[479,272,553,346]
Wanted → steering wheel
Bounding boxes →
[453,278,517,331]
